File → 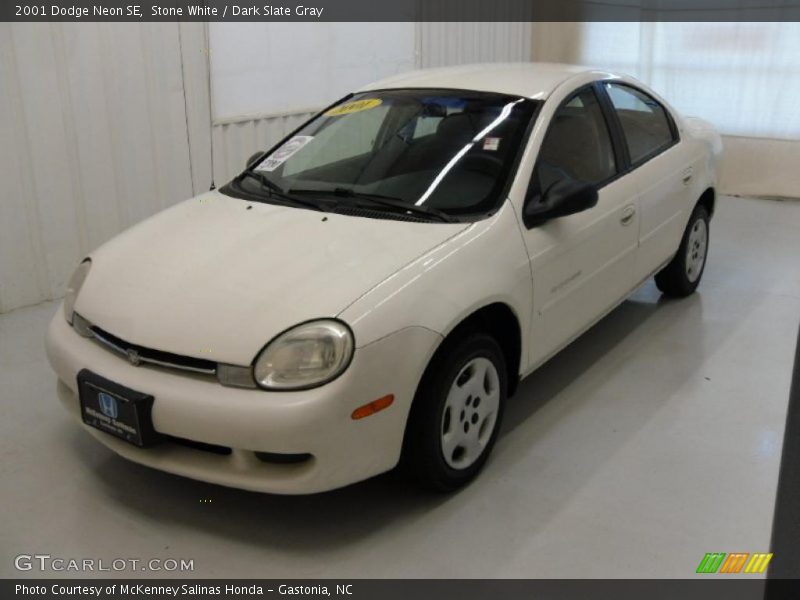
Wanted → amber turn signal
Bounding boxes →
[351,394,395,420]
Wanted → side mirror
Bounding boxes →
[523,178,598,227]
[246,151,264,169]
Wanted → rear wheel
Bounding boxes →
[655,204,710,297]
[402,332,507,492]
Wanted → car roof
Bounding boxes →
[357,62,601,100]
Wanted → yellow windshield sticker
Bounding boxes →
[325,98,383,117]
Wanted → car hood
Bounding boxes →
[75,191,468,365]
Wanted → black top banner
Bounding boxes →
[5,0,800,22]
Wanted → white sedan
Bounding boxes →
[46,63,721,493]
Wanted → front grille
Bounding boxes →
[82,318,216,375]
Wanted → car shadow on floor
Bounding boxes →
[501,285,666,438]
[70,283,738,557]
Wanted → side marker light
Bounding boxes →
[351,394,395,420]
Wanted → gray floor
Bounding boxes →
[2,195,799,579]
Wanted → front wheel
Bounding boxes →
[402,332,507,492]
[655,204,710,297]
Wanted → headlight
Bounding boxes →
[253,320,354,390]
[63,259,92,324]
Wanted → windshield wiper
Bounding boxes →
[289,187,455,223]
[235,171,326,212]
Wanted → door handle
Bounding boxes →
[620,205,636,226]
[682,167,693,185]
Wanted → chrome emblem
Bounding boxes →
[127,349,141,366]
[98,392,118,419]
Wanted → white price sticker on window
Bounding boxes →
[255,136,314,172]
[483,137,501,151]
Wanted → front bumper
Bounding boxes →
[45,313,441,494]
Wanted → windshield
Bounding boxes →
[223,89,538,220]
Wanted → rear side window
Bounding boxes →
[604,84,676,164]
[531,87,617,200]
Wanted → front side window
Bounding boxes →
[604,83,676,164]
[224,90,538,220]
[529,87,617,201]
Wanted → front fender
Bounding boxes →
[339,201,533,373]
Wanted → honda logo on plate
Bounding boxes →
[98,392,118,419]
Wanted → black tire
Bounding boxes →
[402,331,507,492]
[654,204,710,297]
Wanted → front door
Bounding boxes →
[519,86,640,368]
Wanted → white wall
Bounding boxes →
[209,22,416,120]
[717,136,800,198]
[0,22,212,314]
[418,22,532,68]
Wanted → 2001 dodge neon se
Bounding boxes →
[46,63,722,493]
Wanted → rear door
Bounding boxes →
[599,83,693,282]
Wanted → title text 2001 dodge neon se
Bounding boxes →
[46,63,722,493]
